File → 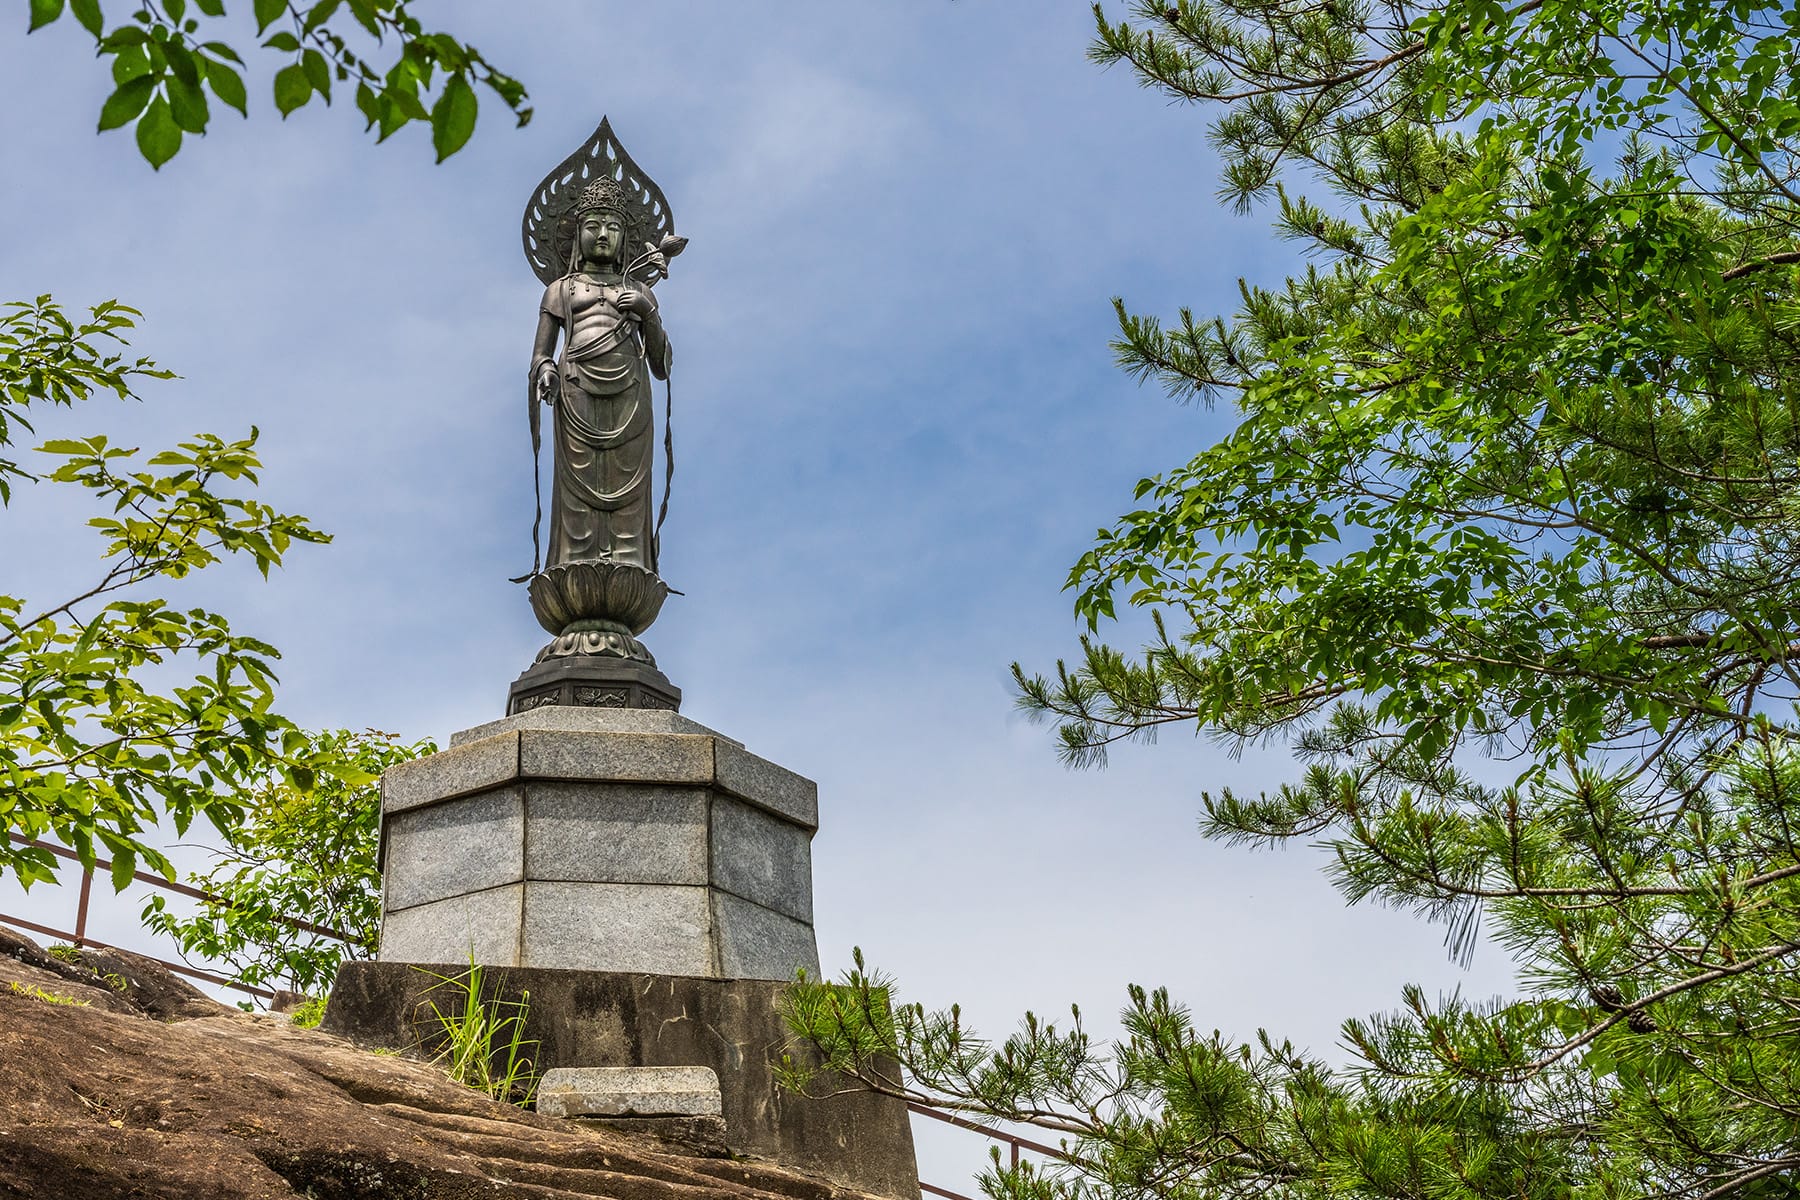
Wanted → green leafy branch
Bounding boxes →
[0,296,170,502]
[1,297,330,889]
[24,0,529,167]
[143,728,429,995]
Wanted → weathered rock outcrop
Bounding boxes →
[0,928,883,1200]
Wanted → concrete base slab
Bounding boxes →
[324,961,919,1200]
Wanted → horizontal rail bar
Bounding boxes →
[921,1184,981,1200]
[907,1102,1070,1160]
[0,911,81,945]
[12,836,353,944]
[0,912,276,1000]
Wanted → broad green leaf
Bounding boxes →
[162,39,199,87]
[97,75,157,131]
[302,0,342,34]
[347,0,380,36]
[353,79,377,127]
[68,0,101,36]
[301,46,331,100]
[206,58,246,116]
[110,45,151,83]
[252,0,285,33]
[27,0,64,32]
[272,62,310,117]
[109,844,136,892]
[167,75,209,133]
[430,70,475,162]
[134,95,181,167]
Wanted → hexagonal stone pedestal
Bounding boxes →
[375,706,819,981]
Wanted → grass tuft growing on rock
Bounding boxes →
[10,980,91,1007]
[289,995,328,1028]
[413,960,537,1106]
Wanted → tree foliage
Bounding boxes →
[142,727,427,995]
[5,0,519,914]
[788,1,1800,1197]
[23,0,529,167]
[1,296,333,890]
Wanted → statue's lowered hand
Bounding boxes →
[536,365,559,405]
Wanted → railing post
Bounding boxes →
[73,866,93,947]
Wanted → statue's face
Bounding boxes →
[578,209,626,265]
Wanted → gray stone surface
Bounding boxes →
[413,716,814,829]
[451,705,739,748]
[519,728,714,786]
[382,732,519,814]
[384,787,525,911]
[522,881,712,976]
[714,738,818,830]
[712,891,820,981]
[525,782,707,885]
[377,714,822,982]
[379,884,521,964]
[710,795,814,924]
[535,1065,723,1118]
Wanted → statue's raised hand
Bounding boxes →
[615,287,656,320]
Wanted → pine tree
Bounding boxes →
[787,2,1800,1195]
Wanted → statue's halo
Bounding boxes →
[521,117,676,286]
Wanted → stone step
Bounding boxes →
[537,1065,724,1119]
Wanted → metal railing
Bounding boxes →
[0,836,353,1001]
[910,1100,1070,1200]
[3,835,1062,1200]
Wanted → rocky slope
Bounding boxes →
[0,927,882,1200]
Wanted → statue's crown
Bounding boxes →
[522,119,677,286]
[576,178,631,215]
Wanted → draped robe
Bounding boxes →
[533,273,671,573]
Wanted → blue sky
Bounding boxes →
[1,2,1514,1186]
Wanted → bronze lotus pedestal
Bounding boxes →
[507,558,681,713]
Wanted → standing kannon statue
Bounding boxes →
[532,181,669,574]
[510,119,688,714]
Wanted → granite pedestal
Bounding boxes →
[376,707,820,981]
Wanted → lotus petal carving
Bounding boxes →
[528,559,669,636]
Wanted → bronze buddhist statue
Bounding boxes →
[510,119,688,712]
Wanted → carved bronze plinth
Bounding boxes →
[506,654,681,715]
